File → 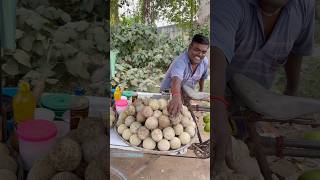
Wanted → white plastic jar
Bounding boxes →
[17,119,57,170]
[115,100,128,115]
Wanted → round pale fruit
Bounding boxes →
[203,114,210,123]
[298,169,320,180]
[204,123,210,133]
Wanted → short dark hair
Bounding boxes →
[191,34,209,45]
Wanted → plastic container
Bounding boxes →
[2,87,18,97]
[53,120,70,138]
[17,120,57,170]
[122,91,133,98]
[70,88,89,130]
[121,96,127,100]
[13,82,36,124]
[35,108,55,121]
[115,100,128,114]
[40,93,71,118]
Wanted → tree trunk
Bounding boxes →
[141,0,152,24]
[111,0,119,24]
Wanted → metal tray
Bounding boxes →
[112,95,198,155]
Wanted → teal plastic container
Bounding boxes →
[40,93,71,119]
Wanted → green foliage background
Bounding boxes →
[111,24,209,92]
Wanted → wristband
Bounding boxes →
[211,96,230,108]
[171,92,181,96]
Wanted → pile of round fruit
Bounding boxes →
[115,98,197,151]
[203,114,210,133]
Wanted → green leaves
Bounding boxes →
[111,24,187,92]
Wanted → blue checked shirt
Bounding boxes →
[160,52,209,91]
[212,0,315,88]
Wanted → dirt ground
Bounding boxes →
[111,111,320,180]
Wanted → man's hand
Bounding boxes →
[212,103,236,177]
[168,95,182,117]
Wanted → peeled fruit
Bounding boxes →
[130,122,142,134]
[162,108,169,116]
[124,116,135,127]
[145,117,158,130]
[158,98,168,110]
[158,115,170,129]
[133,98,144,112]
[143,137,156,150]
[190,121,196,128]
[85,160,107,180]
[170,137,181,149]
[185,126,195,137]
[181,116,191,127]
[142,106,153,118]
[179,132,191,145]
[304,131,320,141]
[122,129,132,140]
[117,111,127,126]
[170,113,182,125]
[153,110,162,118]
[142,98,150,106]
[82,135,107,163]
[117,124,127,134]
[149,99,159,110]
[151,129,163,142]
[110,112,115,127]
[181,105,189,116]
[204,123,210,133]
[163,127,175,140]
[137,126,150,140]
[298,169,320,180]
[126,105,136,116]
[136,112,146,123]
[48,138,81,171]
[157,139,170,151]
[27,156,57,180]
[173,124,184,136]
[203,114,210,123]
[129,134,142,146]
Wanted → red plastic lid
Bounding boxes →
[17,120,58,142]
[115,100,128,107]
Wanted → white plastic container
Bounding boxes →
[17,120,57,170]
[35,108,55,121]
[115,100,128,115]
[53,120,70,138]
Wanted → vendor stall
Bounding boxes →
[110,89,210,179]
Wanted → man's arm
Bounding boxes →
[284,53,303,96]
[199,79,205,92]
[211,47,235,174]
[168,76,183,116]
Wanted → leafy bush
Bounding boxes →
[111,24,187,92]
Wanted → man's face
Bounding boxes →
[260,0,290,10]
[188,42,209,64]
